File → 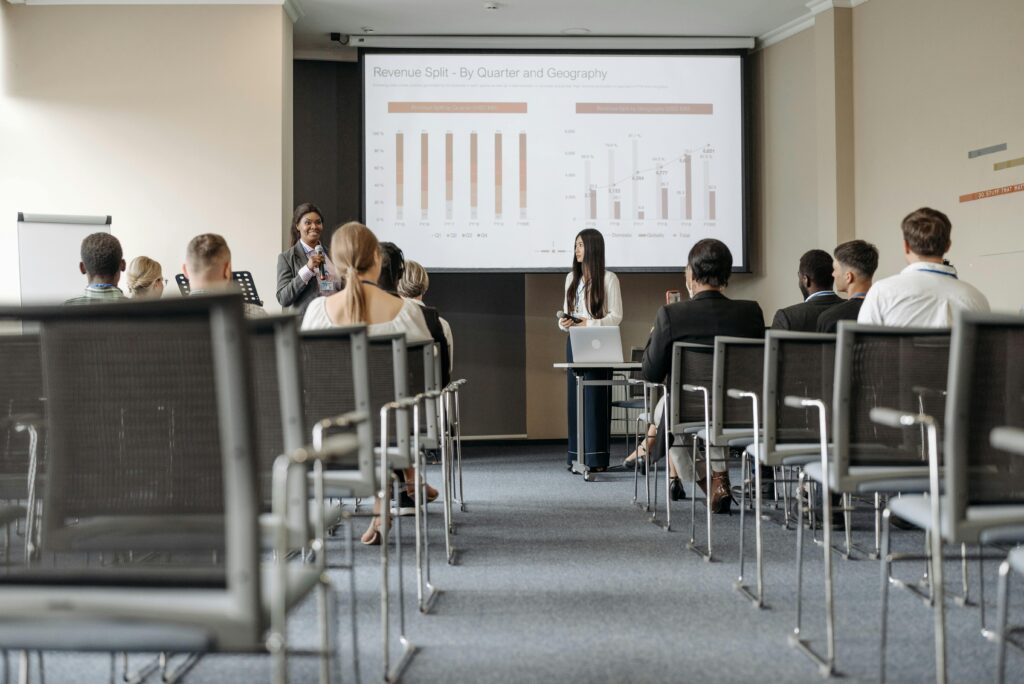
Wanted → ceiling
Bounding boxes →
[293,0,819,52]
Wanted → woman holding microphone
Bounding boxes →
[559,228,622,473]
[276,202,339,314]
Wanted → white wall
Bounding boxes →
[0,3,293,308]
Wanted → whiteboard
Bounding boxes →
[17,213,113,305]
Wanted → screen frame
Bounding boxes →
[359,48,751,274]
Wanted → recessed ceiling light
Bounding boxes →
[483,2,500,10]
[360,26,375,33]
[561,27,591,35]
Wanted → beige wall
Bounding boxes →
[0,3,293,308]
[852,0,1024,312]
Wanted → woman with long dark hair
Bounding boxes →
[559,228,623,472]
[276,202,339,314]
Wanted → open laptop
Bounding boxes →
[569,326,624,363]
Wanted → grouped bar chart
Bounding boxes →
[579,137,717,225]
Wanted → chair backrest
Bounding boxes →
[763,331,836,455]
[832,322,950,489]
[625,347,645,400]
[669,342,714,432]
[406,340,440,442]
[945,312,1024,527]
[0,334,44,498]
[711,336,764,441]
[368,334,410,460]
[299,325,375,486]
[247,315,314,546]
[0,295,262,646]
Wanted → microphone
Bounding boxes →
[314,245,326,279]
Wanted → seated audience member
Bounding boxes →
[126,256,166,299]
[183,234,268,318]
[64,233,128,305]
[301,222,433,544]
[377,241,405,293]
[398,259,454,386]
[858,207,989,326]
[771,249,843,330]
[641,238,765,513]
[375,244,445,509]
[816,240,879,333]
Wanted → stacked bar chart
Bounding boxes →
[387,123,528,223]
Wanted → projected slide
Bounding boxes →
[363,54,744,271]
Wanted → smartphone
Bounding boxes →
[556,310,582,324]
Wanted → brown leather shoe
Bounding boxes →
[710,471,735,514]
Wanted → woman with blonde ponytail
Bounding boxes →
[301,221,432,544]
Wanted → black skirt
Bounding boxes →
[565,336,612,468]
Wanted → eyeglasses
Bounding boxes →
[158,278,168,286]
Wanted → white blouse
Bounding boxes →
[301,296,433,343]
[559,270,623,330]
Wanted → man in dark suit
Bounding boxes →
[771,249,843,331]
[816,240,878,333]
[642,238,765,513]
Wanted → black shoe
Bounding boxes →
[670,477,686,501]
[390,492,416,517]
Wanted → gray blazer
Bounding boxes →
[276,242,319,315]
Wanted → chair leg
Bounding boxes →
[737,444,748,585]
[793,470,807,641]
[345,518,361,684]
[930,533,947,684]
[996,559,1011,684]
[879,508,892,684]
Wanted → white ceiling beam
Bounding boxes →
[346,35,754,50]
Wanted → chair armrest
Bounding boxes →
[869,407,924,428]
[991,427,1024,456]
[911,385,948,399]
[312,410,369,450]
[784,395,818,409]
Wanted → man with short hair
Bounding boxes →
[771,249,844,331]
[642,238,765,513]
[858,207,989,327]
[64,233,128,305]
[183,234,268,318]
[817,240,879,333]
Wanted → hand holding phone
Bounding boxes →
[556,310,581,323]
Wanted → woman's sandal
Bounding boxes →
[360,515,392,546]
[623,437,652,468]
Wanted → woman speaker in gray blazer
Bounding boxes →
[276,203,337,314]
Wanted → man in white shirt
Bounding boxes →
[857,207,989,327]
[183,233,268,319]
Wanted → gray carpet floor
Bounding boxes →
[33,443,1024,682]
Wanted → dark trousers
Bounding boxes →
[565,337,612,468]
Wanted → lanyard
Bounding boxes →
[916,267,958,279]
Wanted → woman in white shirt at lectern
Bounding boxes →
[557,229,623,473]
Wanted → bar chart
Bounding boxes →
[579,137,717,225]
[380,120,529,224]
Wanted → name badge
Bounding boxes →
[319,278,337,296]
